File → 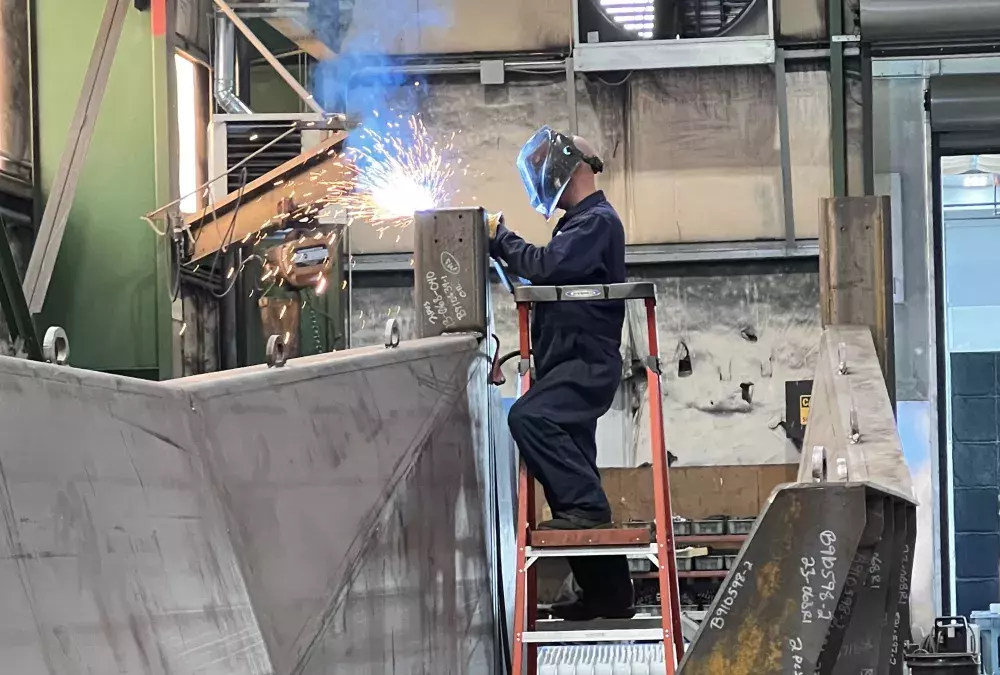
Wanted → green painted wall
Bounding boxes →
[35,1,171,376]
[249,63,309,113]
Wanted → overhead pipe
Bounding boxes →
[214,17,252,114]
[213,0,325,115]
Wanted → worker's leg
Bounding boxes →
[508,350,633,618]
[507,356,618,523]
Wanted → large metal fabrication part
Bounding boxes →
[0,336,498,675]
[678,324,916,675]
[414,207,491,338]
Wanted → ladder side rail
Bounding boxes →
[644,296,683,669]
[512,301,537,675]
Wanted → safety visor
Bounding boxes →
[516,126,581,220]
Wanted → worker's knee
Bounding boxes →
[507,397,537,438]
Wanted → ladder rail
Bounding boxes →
[513,301,538,675]
[644,297,684,668]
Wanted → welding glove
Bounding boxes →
[487,211,504,239]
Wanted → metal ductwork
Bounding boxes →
[928,74,1000,152]
[861,0,1000,46]
[214,16,252,114]
[929,75,1000,133]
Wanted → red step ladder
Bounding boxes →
[510,282,684,675]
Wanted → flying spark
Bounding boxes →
[344,115,454,224]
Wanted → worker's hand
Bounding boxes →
[487,211,504,239]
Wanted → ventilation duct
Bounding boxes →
[861,0,1000,46]
[928,75,1000,153]
[214,17,252,114]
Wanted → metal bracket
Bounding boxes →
[644,355,662,374]
[384,319,400,349]
[42,326,70,365]
[837,341,848,375]
[848,407,861,444]
[266,334,288,368]
[517,358,531,376]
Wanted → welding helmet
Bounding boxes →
[516,126,604,219]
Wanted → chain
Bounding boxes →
[307,299,323,354]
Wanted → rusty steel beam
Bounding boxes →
[184,130,350,262]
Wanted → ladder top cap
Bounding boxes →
[514,282,656,304]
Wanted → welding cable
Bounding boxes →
[496,350,524,370]
[170,236,184,302]
[141,215,169,236]
[143,123,298,221]
[211,253,263,299]
[595,70,634,87]
[205,166,248,297]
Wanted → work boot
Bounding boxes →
[537,512,613,531]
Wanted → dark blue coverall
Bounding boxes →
[490,190,633,613]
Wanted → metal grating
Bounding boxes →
[225,122,303,193]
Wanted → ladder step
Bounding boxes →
[526,543,658,559]
[529,528,652,548]
[523,618,665,643]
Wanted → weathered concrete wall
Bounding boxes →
[346,67,836,255]
[338,0,571,55]
[352,264,821,467]
[633,267,821,466]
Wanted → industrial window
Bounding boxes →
[175,51,209,214]
[599,0,655,38]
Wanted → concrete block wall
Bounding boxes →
[951,352,1000,616]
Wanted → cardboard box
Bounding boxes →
[535,464,799,524]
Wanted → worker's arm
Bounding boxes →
[489,216,610,285]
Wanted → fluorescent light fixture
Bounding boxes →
[963,173,991,188]
[600,0,655,38]
[175,53,199,214]
[606,6,653,14]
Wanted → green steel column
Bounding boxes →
[860,44,875,196]
[0,221,42,360]
[829,0,848,197]
[36,0,173,376]
[150,0,176,379]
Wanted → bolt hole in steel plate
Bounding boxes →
[266,334,287,368]
[43,326,69,365]
[384,319,400,348]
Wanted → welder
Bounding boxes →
[489,126,634,621]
